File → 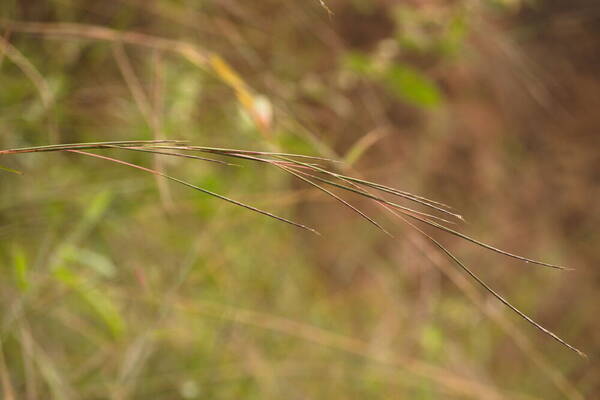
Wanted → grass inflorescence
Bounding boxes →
[0,139,585,358]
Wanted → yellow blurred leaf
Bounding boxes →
[344,129,387,166]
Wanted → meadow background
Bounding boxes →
[1,0,599,399]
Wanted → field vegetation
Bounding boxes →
[1,0,598,399]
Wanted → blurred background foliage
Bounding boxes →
[1,0,599,399]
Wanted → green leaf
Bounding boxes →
[421,324,444,359]
[343,51,373,76]
[61,246,117,278]
[383,64,442,108]
[12,245,29,292]
[54,266,125,339]
[438,14,468,56]
[83,190,113,223]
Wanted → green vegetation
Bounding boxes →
[1,1,598,399]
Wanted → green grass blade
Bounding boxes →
[0,164,23,174]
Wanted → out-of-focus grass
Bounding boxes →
[1,0,599,399]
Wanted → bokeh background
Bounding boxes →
[1,0,599,399]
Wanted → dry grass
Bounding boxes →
[1,1,596,399]
[0,139,584,358]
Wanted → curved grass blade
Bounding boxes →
[185,150,445,231]
[274,158,567,270]
[274,163,391,236]
[171,151,390,233]
[344,177,585,357]
[288,167,458,226]
[153,149,391,234]
[401,211,570,270]
[343,176,458,213]
[398,214,586,358]
[210,150,458,227]
[112,146,236,166]
[340,172,568,269]
[67,150,319,235]
[151,145,341,163]
[0,140,185,155]
[274,156,463,220]
[0,164,23,174]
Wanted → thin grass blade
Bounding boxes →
[288,167,458,226]
[150,145,341,163]
[0,140,185,155]
[401,211,570,270]
[113,146,236,166]
[67,150,319,235]
[0,164,23,174]
[275,156,463,220]
[274,163,391,236]
[277,159,566,270]
[398,214,586,358]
